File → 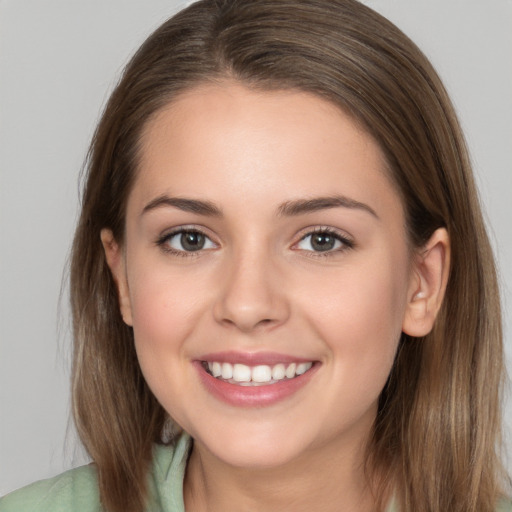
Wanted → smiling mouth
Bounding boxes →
[201,361,314,386]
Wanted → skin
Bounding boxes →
[102,82,450,512]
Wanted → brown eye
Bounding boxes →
[160,229,216,253]
[310,232,337,251]
[180,231,206,251]
[296,229,352,253]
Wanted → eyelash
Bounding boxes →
[294,227,354,257]
[155,226,354,257]
[155,227,216,257]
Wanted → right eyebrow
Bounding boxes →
[140,195,223,217]
[277,195,379,219]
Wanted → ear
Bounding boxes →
[100,228,133,326]
[402,228,450,337]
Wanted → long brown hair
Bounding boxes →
[70,1,508,511]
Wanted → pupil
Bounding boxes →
[311,233,335,251]
[181,232,205,251]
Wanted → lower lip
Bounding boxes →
[194,361,319,407]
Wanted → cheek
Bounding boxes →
[126,262,206,381]
[128,256,206,334]
[299,251,410,376]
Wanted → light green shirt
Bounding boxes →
[0,434,190,512]
[1,434,510,512]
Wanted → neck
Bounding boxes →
[184,432,380,512]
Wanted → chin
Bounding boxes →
[192,423,314,470]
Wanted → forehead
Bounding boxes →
[141,82,374,163]
[131,81,402,222]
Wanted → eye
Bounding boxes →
[158,229,216,254]
[295,229,353,253]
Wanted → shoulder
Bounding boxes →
[0,433,192,512]
[0,464,101,512]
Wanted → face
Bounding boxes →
[104,82,430,470]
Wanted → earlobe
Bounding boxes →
[100,228,133,326]
[402,228,450,337]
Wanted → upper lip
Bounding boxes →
[197,351,315,366]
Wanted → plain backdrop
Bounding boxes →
[1,0,511,496]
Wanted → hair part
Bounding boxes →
[70,1,507,511]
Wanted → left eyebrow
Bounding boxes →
[277,195,379,219]
[141,195,223,217]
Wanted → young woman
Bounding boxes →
[1,1,510,511]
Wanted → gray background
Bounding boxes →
[1,0,511,495]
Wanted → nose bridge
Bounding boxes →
[213,238,289,332]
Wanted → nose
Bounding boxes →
[213,247,290,333]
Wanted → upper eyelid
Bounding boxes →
[158,224,216,239]
[295,225,353,241]
[292,227,355,253]
[156,225,219,248]
[155,225,354,248]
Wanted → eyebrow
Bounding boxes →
[277,195,378,219]
[141,195,222,217]
[141,194,378,219]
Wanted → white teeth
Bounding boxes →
[271,363,286,380]
[285,363,296,379]
[221,362,233,379]
[212,362,222,377]
[206,360,313,384]
[252,365,272,383]
[233,363,251,382]
[296,362,312,375]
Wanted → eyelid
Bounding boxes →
[154,224,353,256]
[155,225,219,255]
[292,226,354,254]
